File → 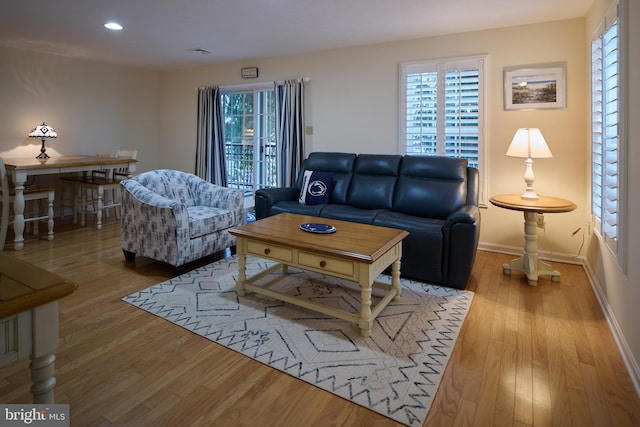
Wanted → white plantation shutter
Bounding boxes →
[444,67,480,166]
[400,56,486,205]
[591,0,621,257]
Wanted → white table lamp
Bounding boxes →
[506,128,552,200]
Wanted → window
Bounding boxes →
[400,55,487,205]
[222,85,277,193]
[591,0,626,267]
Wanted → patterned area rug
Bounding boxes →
[123,255,473,426]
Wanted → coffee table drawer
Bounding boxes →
[247,240,293,262]
[299,251,354,277]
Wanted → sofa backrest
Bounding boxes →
[130,169,196,206]
[347,154,402,210]
[393,156,468,219]
[297,152,356,205]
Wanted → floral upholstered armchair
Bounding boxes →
[120,169,244,270]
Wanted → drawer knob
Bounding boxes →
[319,260,326,268]
[264,248,271,255]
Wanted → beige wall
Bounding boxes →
[584,0,640,391]
[159,18,588,258]
[0,47,160,173]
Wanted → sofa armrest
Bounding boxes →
[443,204,481,289]
[444,204,480,226]
[255,187,299,219]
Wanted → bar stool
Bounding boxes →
[59,149,113,223]
[81,149,138,230]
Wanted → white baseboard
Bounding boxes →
[477,241,584,265]
[581,262,640,397]
[477,242,640,398]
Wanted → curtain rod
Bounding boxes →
[195,77,310,90]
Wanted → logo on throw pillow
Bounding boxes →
[308,180,328,197]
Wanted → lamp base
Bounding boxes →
[521,190,539,200]
[36,140,50,159]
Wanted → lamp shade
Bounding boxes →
[506,128,552,159]
[28,122,57,139]
[28,122,57,159]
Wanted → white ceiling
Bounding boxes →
[0,0,593,71]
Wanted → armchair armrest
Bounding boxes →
[120,179,181,209]
[191,181,244,207]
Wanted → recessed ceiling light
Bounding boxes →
[104,22,123,31]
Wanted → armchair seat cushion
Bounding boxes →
[187,206,237,239]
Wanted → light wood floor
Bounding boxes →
[1,219,639,426]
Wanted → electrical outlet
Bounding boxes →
[536,213,545,229]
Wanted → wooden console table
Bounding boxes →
[490,194,576,286]
[0,254,77,403]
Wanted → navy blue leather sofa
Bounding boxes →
[254,152,480,289]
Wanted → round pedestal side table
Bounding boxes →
[489,194,576,286]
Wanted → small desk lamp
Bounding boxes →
[28,122,57,159]
[506,128,552,200]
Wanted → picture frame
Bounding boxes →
[503,63,566,110]
[241,67,259,79]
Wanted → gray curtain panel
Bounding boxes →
[275,79,305,187]
[196,86,228,186]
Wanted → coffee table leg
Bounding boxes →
[391,259,402,300]
[359,281,373,337]
[236,251,247,296]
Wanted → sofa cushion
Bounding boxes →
[393,156,468,219]
[271,201,324,217]
[347,154,402,210]
[187,206,236,239]
[298,152,356,205]
[298,170,333,205]
[320,204,382,224]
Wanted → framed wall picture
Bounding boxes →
[241,67,259,79]
[503,63,566,110]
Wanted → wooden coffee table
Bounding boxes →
[228,213,409,337]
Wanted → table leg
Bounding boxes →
[236,250,247,297]
[96,186,104,230]
[359,280,373,337]
[30,302,59,403]
[47,191,55,240]
[502,211,561,286]
[391,259,402,300]
[12,179,26,251]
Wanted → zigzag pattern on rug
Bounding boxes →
[123,255,473,426]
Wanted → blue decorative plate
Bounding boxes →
[300,223,336,234]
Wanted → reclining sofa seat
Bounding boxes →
[254,152,481,289]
